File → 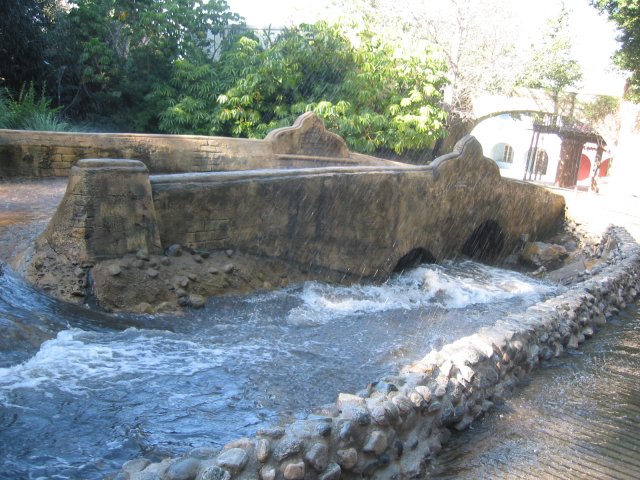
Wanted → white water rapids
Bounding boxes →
[0,260,558,479]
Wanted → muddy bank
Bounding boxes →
[23,240,358,313]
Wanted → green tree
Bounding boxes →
[0,0,61,93]
[517,6,583,94]
[51,0,241,130]
[159,22,448,156]
[592,0,640,100]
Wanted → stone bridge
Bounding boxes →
[471,87,594,124]
[36,113,565,281]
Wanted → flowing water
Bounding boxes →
[0,260,558,479]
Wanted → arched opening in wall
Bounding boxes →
[393,248,436,273]
[526,147,549,180]
[577,154,591,181]
[490,142,514,165]
[461,220,505,260]
[599,158,611,177]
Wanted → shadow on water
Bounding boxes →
[0,260,559,479]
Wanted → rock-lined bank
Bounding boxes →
[23,240,355,312]
[110,226,640,480]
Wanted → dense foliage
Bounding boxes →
[49,0,242,131]
[1,0,593,156]
[0,0,59,93]
[159,23,448,154]
[593,0,640,100]
[0,84,73,131]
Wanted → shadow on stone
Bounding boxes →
[462,220,505,260]
[393,248,436,273]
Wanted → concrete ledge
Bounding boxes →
[0,114,404,178]
[112,226,640,480]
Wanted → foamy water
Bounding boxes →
[285,261,555,325]
[0,261,558,479]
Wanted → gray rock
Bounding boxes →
[391,395,414,415]
[216,448,248,472]
[336,448,358,470]
[415,386,432,402]
[189,294,206,308]
[257,427,285,439]
[273,438,302,461]
[146,268,159,278]
[109,264,121,276]
[225,249,234,257]
[260,466,276,480]
[123,458,151,474]
[222,263,235,274]
[319,463,342,480]
[520,241,568,269]
[283,461,305,480]
[304,442,329,472]
[363,430,388,455]
[188,447,219,460]
[130,472,162,480]
[371,405,389,425]
[175,288,187,298]
[339,421,352,440]
[166,244,183,257]
[165,457,201,480]
[256,438,270,463]
[316,422,332,437]
[196,465,231,480]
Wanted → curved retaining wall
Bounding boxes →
[113,226,640,480]
[37,134,565,281]
[0,113,401,178]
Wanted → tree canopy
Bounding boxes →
[0,0,594,157]
[158,23,448,154]
[517,7,583,94]
[593,0,640,100]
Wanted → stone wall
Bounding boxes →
[112,227,640,480]
[0,113,401,178]
[149,135,564,278]
[36,133,565,279]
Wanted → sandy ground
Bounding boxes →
[558,187,640,242]
[0,178,67,264]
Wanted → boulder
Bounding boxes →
[520,241,568,269]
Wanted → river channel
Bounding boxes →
[0,259,558,479]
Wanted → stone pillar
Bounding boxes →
[555,137,585,188]
[40,159,161,262]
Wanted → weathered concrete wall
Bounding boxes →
[149,135,564,278]
[36,132,565,278]
[40,159,161,261]
[113,226,640,480]
[0,113,401,178]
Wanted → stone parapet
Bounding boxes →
[33,131,565,281]
[0,114,402,178]
[39,159,161,262]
